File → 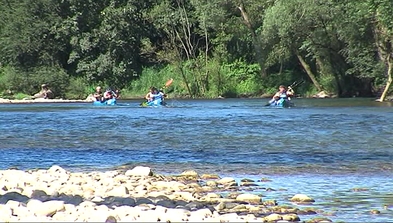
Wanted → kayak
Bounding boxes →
[267,98,294,108]
[93,98,117,106]
[140,100,166,107]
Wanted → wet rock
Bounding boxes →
[290,194,315,203]
[370,209,380,214]
[240,182,259,187]
[125,166,153,176]
[352,187,369,192]
[263,199,277,206]
[156,199,176,208]
[266,187,276,191]
[240,178,255,182]
[105,215,117,223]
[56,193,83,206]
[258,177,272,182]
[306,217,333,223]
[235,193,261,204]
[30,190,49,201]
[200,174,221,180]
[297,208,318,215]
[186,201,205,210]
[135,197,154,205]
[0,192,29,204]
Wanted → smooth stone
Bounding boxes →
[217,177,236,185]
[290,194,315,203]
[156,199,176,208]
[125,166,153,176]
[236,193,261,204]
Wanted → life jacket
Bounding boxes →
[151,92,164,101]
[103,91,113,99]
[279,91,289,100]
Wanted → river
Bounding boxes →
[1,98,393,222]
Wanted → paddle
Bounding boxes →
[160,78,174,93]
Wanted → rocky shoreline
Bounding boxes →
[0,166,334,222]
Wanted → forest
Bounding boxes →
[0,0,392,100]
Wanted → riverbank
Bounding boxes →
[0,165,337,222]
[0,98,91,104]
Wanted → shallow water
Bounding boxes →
[1,98,393,222]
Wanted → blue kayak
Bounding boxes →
[93,98,117,106]
[267,98,294,108]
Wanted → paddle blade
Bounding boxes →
[165,78,173,88]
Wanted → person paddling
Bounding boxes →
[145,87,165,105]
[269,85,294,105]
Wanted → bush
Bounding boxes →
[65,77,92,99]
[0,65,70,98]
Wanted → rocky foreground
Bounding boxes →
[0,166,332,222]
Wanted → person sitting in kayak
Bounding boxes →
[269,85,294,105]
[102,88,117,102]
[92,86,103,101]
[145,87,165,105]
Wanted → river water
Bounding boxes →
[1,98,393,222]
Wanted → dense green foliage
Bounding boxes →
[0,0,392,99]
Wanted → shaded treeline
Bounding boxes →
[0,0,392,99]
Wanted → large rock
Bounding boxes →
[235,193,261,204]
[106,185,129,197]
[27,199,65,217]
[217,177,236,185]
[125,166,153,176]
[290,194,315,203]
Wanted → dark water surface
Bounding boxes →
[1,98,393,222]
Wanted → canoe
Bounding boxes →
[267,98,294,108]
[93,98,117,106]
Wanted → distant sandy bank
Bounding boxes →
[0,98,92,104]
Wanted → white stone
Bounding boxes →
[125,166,153,176]
[217,177,236,185]
[236,193,261,204]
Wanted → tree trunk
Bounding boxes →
[296,53,323,92]
[237,4,266,77]
[378,54,392,102]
